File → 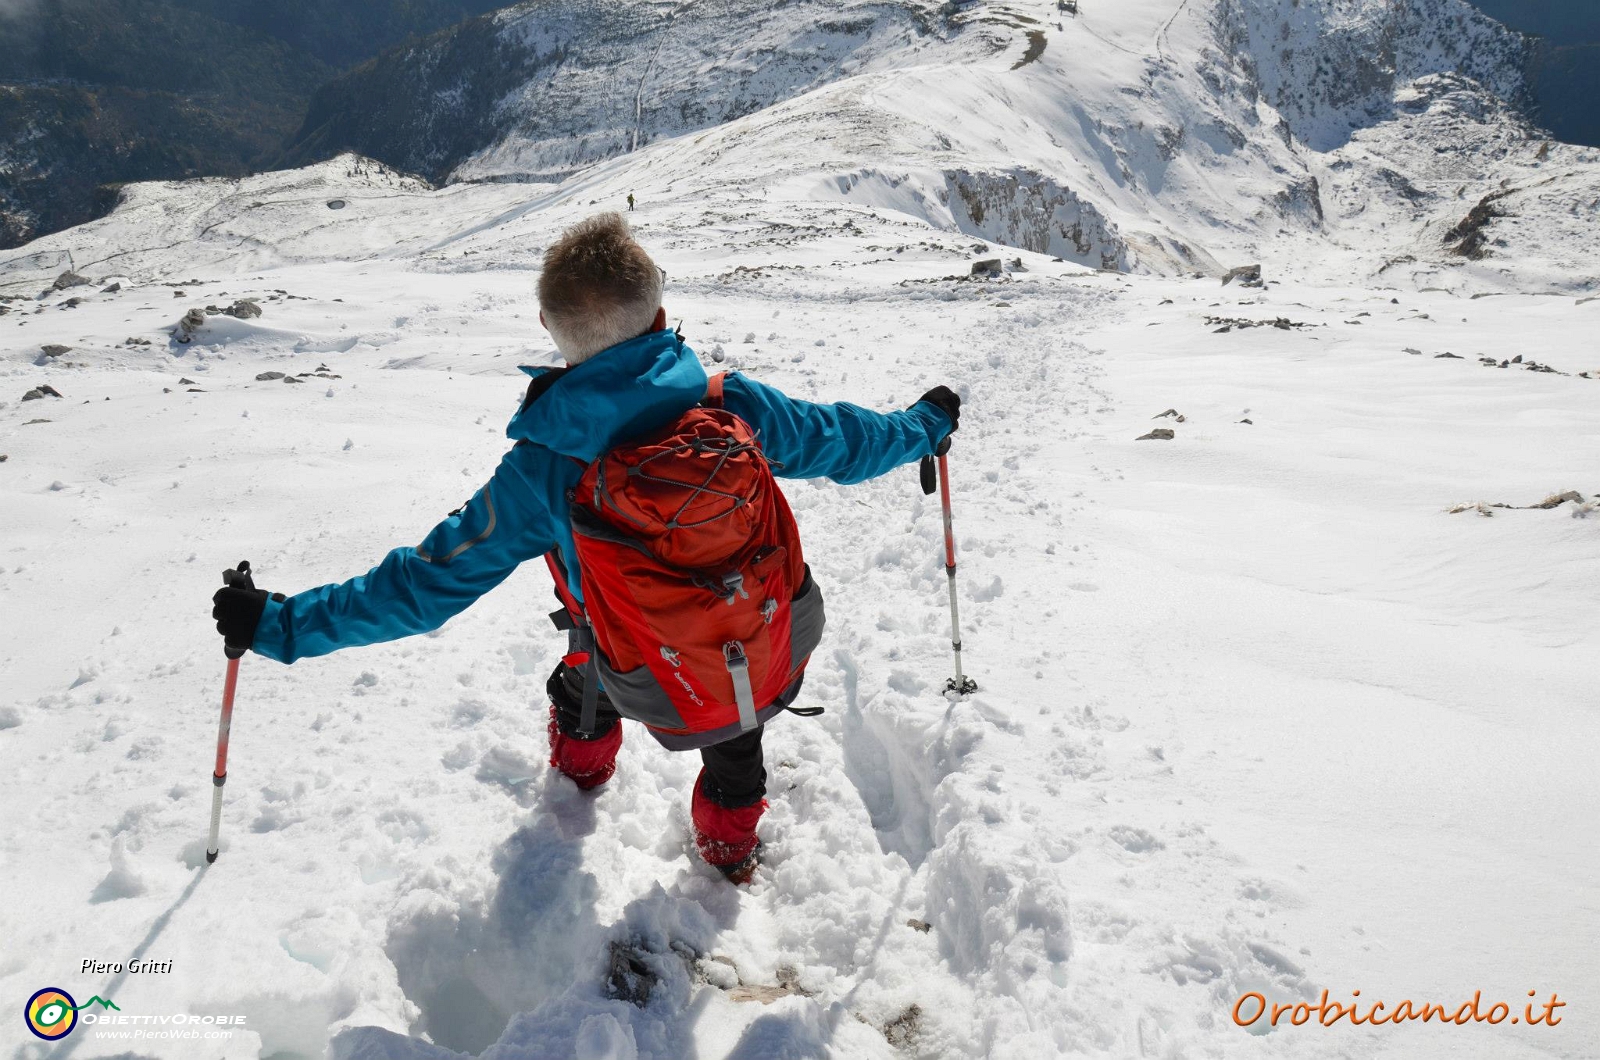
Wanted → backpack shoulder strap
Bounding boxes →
[544,551,584,622]
[703,372,726,408]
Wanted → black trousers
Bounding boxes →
[548,663,766,807]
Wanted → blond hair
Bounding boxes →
[537,213,663,364]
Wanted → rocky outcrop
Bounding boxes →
[944,169,1129,272]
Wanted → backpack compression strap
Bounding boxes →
[545,551,603,736]
[704,372,726,407]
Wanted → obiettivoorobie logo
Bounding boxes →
[24,987,119,1041]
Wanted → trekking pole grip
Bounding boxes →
[221,560,253,659]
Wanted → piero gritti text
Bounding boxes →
[81,959,175,975]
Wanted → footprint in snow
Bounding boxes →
[1106,825,1164,854]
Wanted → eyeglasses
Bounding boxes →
[657,265,667,286]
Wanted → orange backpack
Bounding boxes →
[550,375,825,741]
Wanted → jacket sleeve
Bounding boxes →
[720,373,954,484]
[250,444,562,664]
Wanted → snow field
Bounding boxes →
[1,141,1597,1060]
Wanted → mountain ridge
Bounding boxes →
[0,0,505,248]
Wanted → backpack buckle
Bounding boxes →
[660,646,682,667]
[721,571,749,604]
[760,598,778,624]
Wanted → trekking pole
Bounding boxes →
[206,561,252,864]
[921,449,978,695]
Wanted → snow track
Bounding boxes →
[330,276,1123,1060]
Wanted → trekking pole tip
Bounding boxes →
[205,849,218,864]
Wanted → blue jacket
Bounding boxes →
[251,330,952,664]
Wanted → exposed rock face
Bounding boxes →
[945,169,1129,272]
[1222,264,1263,287]
[1443,190,1512,258]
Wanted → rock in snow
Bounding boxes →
[175,307,207,342]
[1221,264,1263,287]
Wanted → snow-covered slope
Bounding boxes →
[287,0,964,185]
[1,1,1599,1058]
[275,0,1600,290]
[3,147,1598,1060]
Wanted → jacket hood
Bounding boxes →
[507,330,709,460]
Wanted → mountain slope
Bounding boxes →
[1467,0,1600,147]
[272,0,1598,290]
[0,0,328,246]
[0,0,509,249]
[285,0,960,184]
[165,0,510,68]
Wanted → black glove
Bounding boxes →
[916,385,960,455]
[916,385,961,432]
[212,565,275,653]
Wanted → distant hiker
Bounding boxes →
[627,193,635,212]
[212,213,960,882]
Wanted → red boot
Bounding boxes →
[547,706,622,790]
[692,769,766,882]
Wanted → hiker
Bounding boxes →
[211,213,960,882]
[627,192,635,212]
